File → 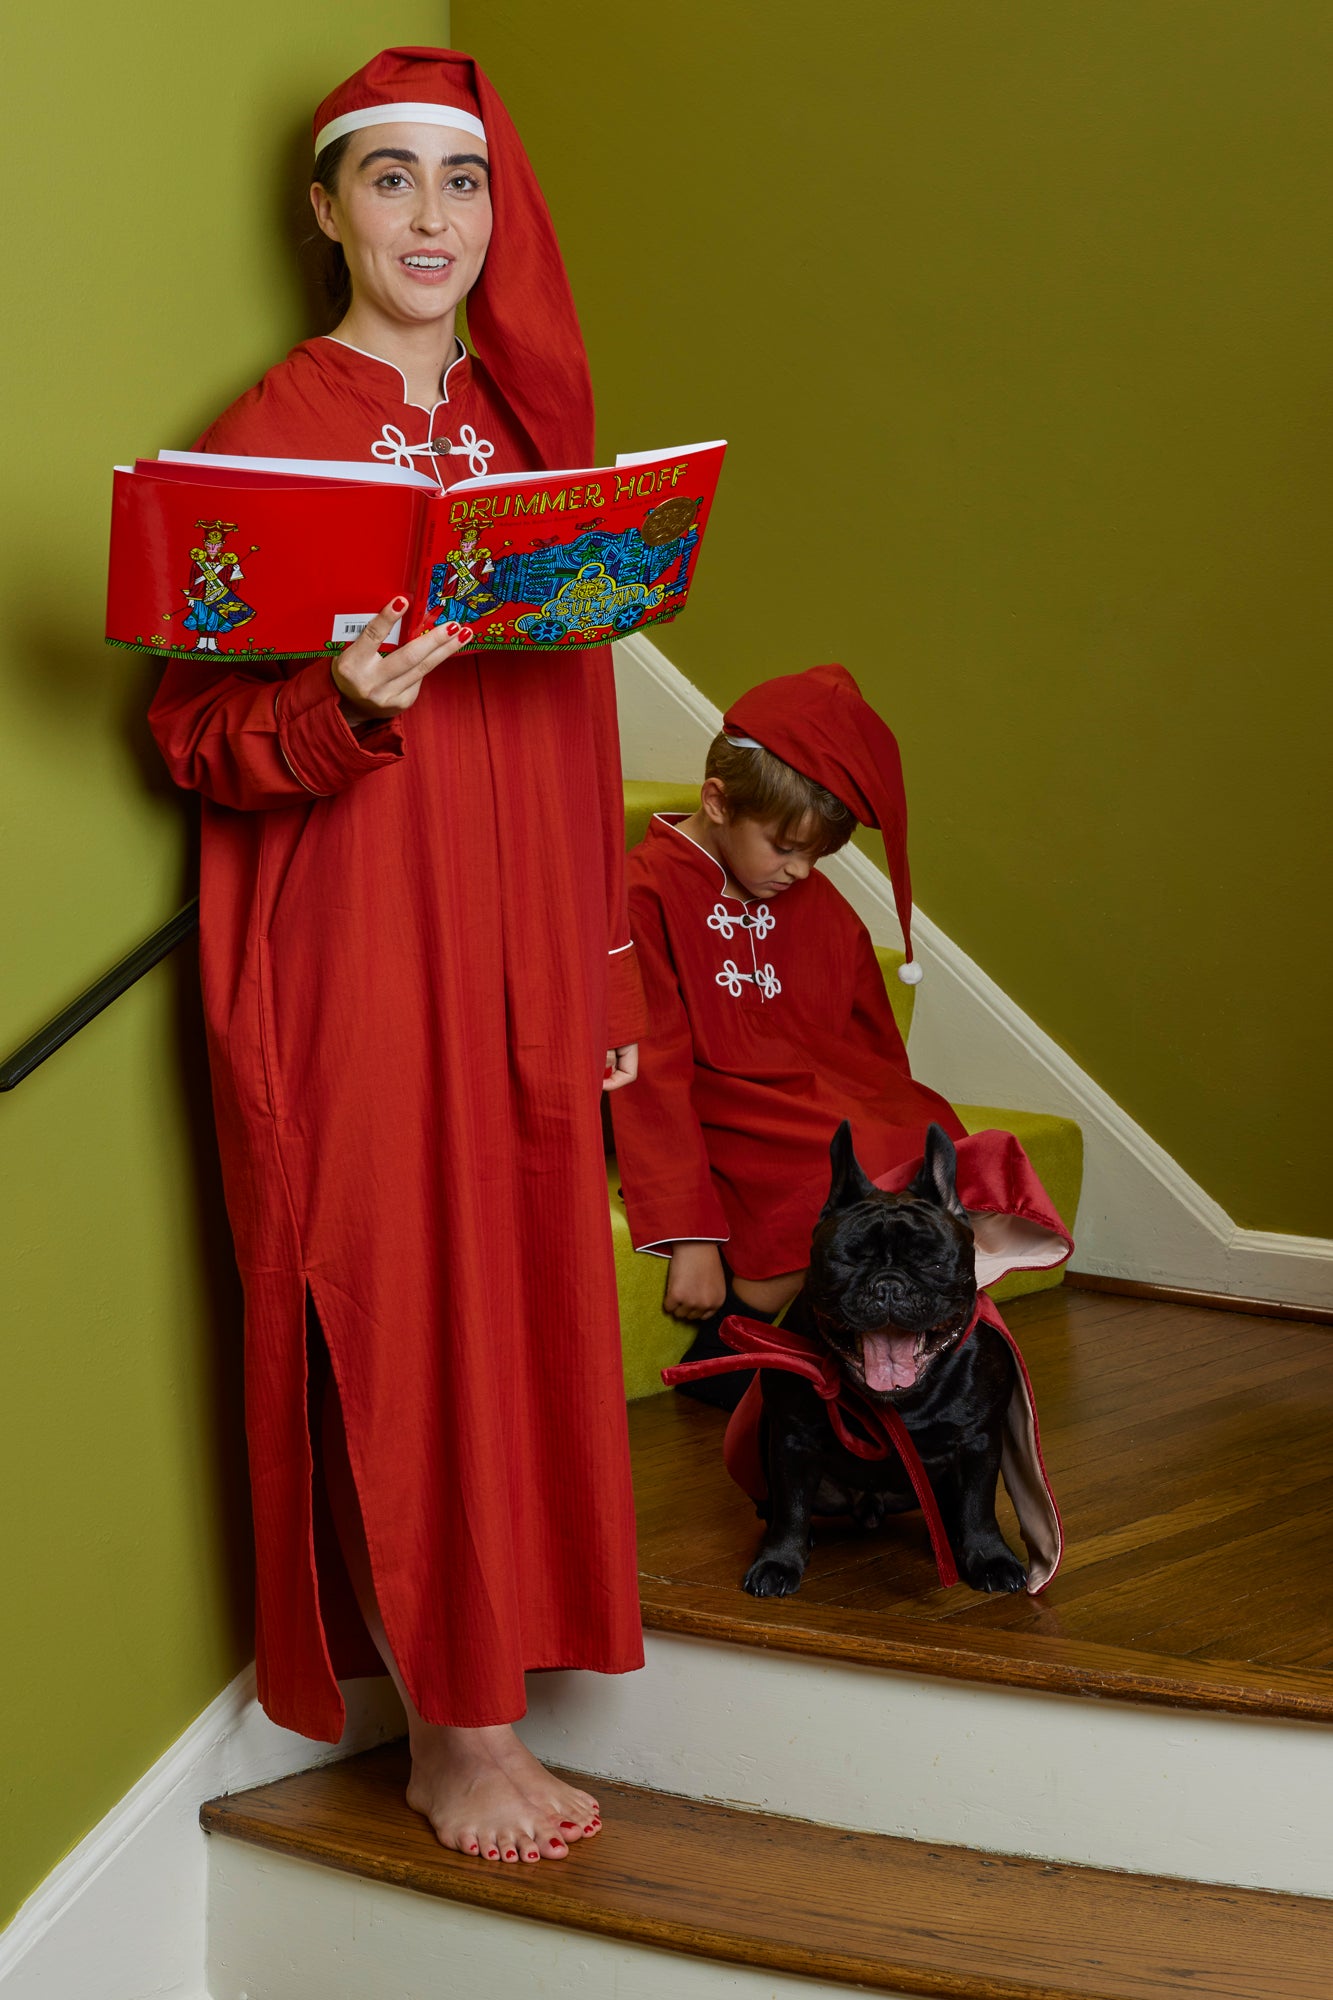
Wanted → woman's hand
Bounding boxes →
[332,596,473,725]
[664,1240,727,1320]
[603,1044,638,1092]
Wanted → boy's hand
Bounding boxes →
[603,1044,639,1093]
[664,1240,727,1320]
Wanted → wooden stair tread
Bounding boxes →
[632,1287,1333,1721]
[202,1743,1333,2000]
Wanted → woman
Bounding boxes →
[149,47,646,1866]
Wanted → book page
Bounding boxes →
[158,449,438,492]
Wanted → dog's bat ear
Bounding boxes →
[822,1119,878,1216]
[910,1124,968,1218]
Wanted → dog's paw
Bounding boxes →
[962,1548,1028,1594]
[742,1553,806,1597]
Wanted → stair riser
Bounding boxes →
[207,1842,921,2000]
[518,1632,1333,1899]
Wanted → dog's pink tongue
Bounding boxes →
[862,1329,919,1392]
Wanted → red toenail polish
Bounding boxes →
[469,1843,479,1853]
[487,1848,499,1858]
[505,1848,517,1859]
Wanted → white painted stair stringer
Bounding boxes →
[518,1630,1333,1901]
[614,632,1333,1308]
[0,1667,404,2000]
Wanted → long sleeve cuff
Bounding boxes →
[622,1179,731,1257]
[276,657,406,795]
[607,942,648,1047]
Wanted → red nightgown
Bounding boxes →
[609,812,966,1280]
[150,335,646,1739]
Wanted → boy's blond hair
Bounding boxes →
[704,732,855,856]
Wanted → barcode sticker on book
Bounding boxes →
[331,613,402,647]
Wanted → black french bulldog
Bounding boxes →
[742,1120,1028,1599]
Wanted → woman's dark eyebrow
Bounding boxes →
[357,147,490,173]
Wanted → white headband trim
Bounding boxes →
[724,733,764,750]
[315,102,488,156]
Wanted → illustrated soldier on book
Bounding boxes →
[181,518,256,651]
[428,517,499,626]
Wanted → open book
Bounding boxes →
[105,440,726,660]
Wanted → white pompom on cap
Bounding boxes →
[897,958,925,986]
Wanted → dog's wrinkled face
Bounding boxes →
[806,1122,977,1399]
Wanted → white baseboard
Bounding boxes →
[615,634,1333,1310]
[0,1667,403,2000]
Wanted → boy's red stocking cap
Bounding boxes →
[314,47,594,472]
[724,663,923,983]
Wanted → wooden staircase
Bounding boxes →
[198,780,1332,1995]
[202,1287,1333,1998]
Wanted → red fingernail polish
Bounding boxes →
[458,626,474,644]
[390,596,408,614]
[444,621,460,634]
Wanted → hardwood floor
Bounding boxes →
[631,1287,1333,1719]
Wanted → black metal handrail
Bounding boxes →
[0,901,199,1091]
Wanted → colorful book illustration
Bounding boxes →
[105,440,726,661]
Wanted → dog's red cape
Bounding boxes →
[148,51,645,1739]
[663,1133,1070,1595]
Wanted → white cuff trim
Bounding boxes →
[634,1234,729,1260]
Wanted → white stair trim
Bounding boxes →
[615,632,1333,1308]
[0,1666,403,2000]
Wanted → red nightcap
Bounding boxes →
[724,664,923,983]
[312,48,593,473]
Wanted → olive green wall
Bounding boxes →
[0,3,445,1931]
[458,0,1333,1237]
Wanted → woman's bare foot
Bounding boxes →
[405,1721,575,1861]
[491,1724,602,1839]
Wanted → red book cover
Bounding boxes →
[105,441,725,662]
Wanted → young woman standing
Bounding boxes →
[150,47,645,1866]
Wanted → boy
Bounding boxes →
[611,663,969,1405]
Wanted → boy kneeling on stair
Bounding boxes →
[610,663,1061,1412]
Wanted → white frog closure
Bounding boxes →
[706,900,775,942]
[714,959,782,1001]
[372,421,495,480]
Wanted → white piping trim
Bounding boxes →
[316,103,487,154]
[321,334,468,419]
[608,939,635,956]
[274,688,322,794]
[654,811,730,892]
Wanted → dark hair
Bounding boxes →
[704,731,855,856]
[310,134,353,318]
